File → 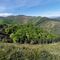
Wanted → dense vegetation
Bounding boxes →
[0,23,60,44]
[0,43,60,60]
[0,16,60,34]
[0,15,60,60]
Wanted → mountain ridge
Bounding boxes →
[0,15,60,34]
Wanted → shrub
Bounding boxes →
[10,49,26,60]
[39,50,53,60]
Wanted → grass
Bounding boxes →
[0,42,60,60]
[0,42,60,55]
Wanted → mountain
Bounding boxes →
[0,15,60,34]
[36,17,60,34]
[49,16,60,20]
[54,17,60,20]
[0,15,39,24]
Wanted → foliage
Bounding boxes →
[0,23,59,44]
[0,43,60,60]
[9,24,60,44]
[0,18,60,44]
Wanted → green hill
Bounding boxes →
[0,15,60,60]
[0,15,60,34]
[35,17,60,34]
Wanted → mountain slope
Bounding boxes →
[36,17,60,34]
[0,15,60,34]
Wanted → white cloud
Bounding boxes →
[0,0,60,17]
[40,11,60,17]
[0,13,14,17]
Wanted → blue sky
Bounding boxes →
[0,0,60,17]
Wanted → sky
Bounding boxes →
[0,0,60,17]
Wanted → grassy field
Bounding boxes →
[0,42,60,60]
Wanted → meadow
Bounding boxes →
[0,42,60,60]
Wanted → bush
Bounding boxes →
[39,50,53,60]
[10,49,26,60]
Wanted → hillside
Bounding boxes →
[0,15,41,24]
[0,15,60,34]
[36,17,60,34]
[0,16,60,60]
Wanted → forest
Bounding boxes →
[0,23,60,44]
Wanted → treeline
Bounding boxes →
[0,23,59,44]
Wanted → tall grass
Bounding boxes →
[0,43,60,60]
